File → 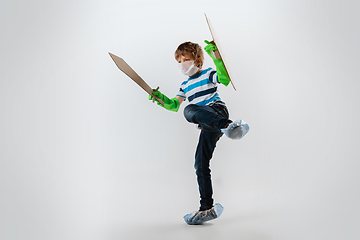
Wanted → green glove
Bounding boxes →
[204,40,231,86]
[149,90,180,112]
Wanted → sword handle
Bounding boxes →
[151,86,165,106]
[152,87,159,103]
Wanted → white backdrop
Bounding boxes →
[1,0,359,239]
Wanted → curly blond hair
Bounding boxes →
[174,42,204,68]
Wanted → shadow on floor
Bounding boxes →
[108,210,278,240]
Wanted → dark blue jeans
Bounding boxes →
[183,102,231,210]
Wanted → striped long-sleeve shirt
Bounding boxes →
[176,67,224,106]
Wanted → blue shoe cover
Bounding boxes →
[183,203,224,225]
[221,119,249,140]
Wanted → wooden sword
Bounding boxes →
[109,52,164,106]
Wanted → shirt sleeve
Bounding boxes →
[176,87,186,100]
[209,70,219,84]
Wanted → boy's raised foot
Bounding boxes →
[183,203,224,225]
[221,119,249,140]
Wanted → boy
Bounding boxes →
[149,41,249,225]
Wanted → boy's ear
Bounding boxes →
[196,57,202,67]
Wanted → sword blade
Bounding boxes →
[109,52,164,106]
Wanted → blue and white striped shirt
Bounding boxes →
[177,67,224,106]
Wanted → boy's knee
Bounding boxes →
[195,166,211,176]
[184,104,197,123]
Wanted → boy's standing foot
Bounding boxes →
[183,203,224,225]
[221,119,249,140]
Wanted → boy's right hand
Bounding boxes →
[148,90,180,112]
[148,90,158,101]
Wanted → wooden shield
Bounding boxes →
[205,14,236,90]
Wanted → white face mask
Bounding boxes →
[178,60,199,77]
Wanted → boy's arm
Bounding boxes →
[176,96,185,105]
[204,40,231,86]
[148,90,182,112]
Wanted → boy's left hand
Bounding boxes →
[204,40,219,61]
[203,40,231,87]
[204,40,217,51]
